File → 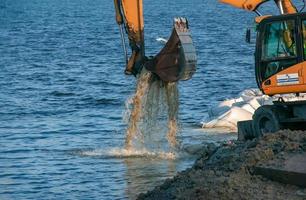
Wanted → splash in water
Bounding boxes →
[77,148,177,160]
[124,69,179,151]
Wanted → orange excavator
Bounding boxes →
[220,0,306,137]
[113,0,306,138]
[113,0,197,82]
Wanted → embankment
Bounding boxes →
[138,130,306,200]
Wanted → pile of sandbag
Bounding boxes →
[201,89,272,130]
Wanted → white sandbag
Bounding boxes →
[203,106,253,130]
[201,89,272,130]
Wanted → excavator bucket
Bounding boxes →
[145,18,197,82]
[114,0,196,82]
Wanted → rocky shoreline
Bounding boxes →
[138,130,306,200]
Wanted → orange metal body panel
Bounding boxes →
[121,0,144,43]
[220,0,267,11]
[262,62,306,95]
[281,0,297,14]
[220,0,296,13]
[255,15,272,23]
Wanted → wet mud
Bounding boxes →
[138,130,306,200]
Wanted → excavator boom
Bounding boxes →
[220,0,268,11]
[220,0,297,14]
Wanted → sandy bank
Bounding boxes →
[138,130,306,200]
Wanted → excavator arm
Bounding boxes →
[113,0,197,82]
[114,0,144,75]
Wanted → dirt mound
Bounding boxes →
[138,130,306,200]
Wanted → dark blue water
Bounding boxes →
[0,0,286,199]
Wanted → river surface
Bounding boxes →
[0,0,284,199]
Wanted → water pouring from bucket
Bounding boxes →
[124,69,180,151]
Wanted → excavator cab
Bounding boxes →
[255,13,306,95]
[219,0,306,137]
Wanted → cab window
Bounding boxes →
[261,20,297,79]
[302,20,306,58]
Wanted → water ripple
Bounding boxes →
[0,0,269,199]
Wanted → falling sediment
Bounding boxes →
[124,69,179,151]
[165,82,179,148]
[124,70,152,150]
